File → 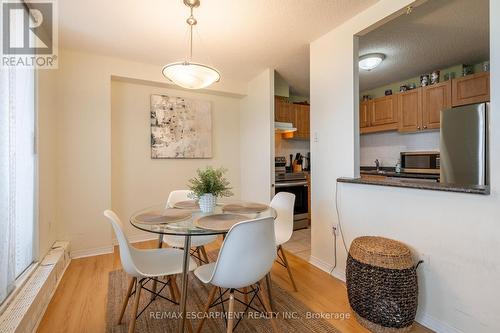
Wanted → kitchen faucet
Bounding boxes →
[374,159,380,172]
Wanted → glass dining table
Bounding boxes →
[130,202,277,333]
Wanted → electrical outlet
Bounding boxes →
[314,132,318,143]
[332,225,338,235]
[419,253,430,270]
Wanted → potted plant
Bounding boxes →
[188,166,233,213]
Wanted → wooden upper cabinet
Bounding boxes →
[274,96,294,123]
[422,81,451,130]
[452,72,490,107]
[360,101,371,128]
[294,104,310,139]
[398,89,422,132]
[370,95,397,126]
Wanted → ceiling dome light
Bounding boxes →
[359,53,385,71]
[162,0,220,89]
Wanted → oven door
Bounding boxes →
[274,181,309,224]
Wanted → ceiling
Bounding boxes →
[58,0,379,96]
[359,0,490,91]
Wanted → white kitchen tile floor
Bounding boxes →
[282,227,311,261]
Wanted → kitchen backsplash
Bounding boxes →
[360,131,440,167]
[275,133,310,166]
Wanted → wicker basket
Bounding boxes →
[346,236,421,333]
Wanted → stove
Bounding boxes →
[274,156,309,230]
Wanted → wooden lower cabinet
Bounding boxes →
[452,72,490,107]
[422,81,452,130]
[398,89,422,132]
[360,174,387,181]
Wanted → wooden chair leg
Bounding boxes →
[118,277,136,325]
[227,290,235,333]
[196,286,218,333]
[279,245,298,291]
[128,279,142,333]
[258,281,279,333]
[200,245,209,263]
[242,287,249,304]
[171,276,180,302]
[167,275,177,302]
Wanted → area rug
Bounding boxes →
[106,269,340,333]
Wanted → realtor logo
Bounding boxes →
[1,0,58,68]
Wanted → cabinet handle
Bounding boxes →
[417,126,421,130]
[423,125,427,129]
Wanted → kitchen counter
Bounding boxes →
[360,166,440,180]
[337,177,490,195]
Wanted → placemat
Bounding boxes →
[173,200,200,210]
[222,202,269,214]
[194,213,248,231]
[135,209,192,224]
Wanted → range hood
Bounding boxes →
[275,122,297,134]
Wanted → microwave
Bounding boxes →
[400,151,440,174]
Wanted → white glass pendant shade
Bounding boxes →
[162,62,220,89]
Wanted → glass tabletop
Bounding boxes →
[130,202,277,236]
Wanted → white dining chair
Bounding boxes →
[104,210,197,333]
[194,217,279,333]
[270,192,298,291]
[163,190,217,263]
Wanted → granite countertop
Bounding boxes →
[360,166,440,180]
[338,176,490,195]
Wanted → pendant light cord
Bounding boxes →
[189,7,194,61]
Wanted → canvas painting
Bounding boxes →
[150,95,212,158]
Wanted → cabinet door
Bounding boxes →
[294,104,310,139]
[452,72,490,107]
[398,89,422,132]
[275,96,288,122]
[370,95,397,126]
[422,81,451,130]
[275,97,295,123]
[360,101,371,128]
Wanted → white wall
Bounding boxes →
[310,0,500,332]
[111,79,241,239]
[37,70,58,258]
[360,130,439,167]
[239,69,274,202]
[46,49,246,256]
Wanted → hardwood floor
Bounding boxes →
[37,239,433,333]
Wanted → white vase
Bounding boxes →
[199,193,216,213]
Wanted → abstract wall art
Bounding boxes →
[150,94,212,158]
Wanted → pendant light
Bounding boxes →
[162,0,220,89]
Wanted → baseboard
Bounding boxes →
[418,313,463,333]
[71,234,160,259]
[70,245,113,259]
[308,255,346,282]
[126,233,159,244]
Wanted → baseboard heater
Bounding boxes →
[0,241,71,333]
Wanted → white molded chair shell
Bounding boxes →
[104,210,196,278]
[164,190,217,248]
[194,217,277,289]
[270,192,295,246]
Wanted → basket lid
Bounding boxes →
[349,236,414,269]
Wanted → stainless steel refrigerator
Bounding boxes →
[440,103,489,185]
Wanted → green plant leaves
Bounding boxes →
[188,166,233,198]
